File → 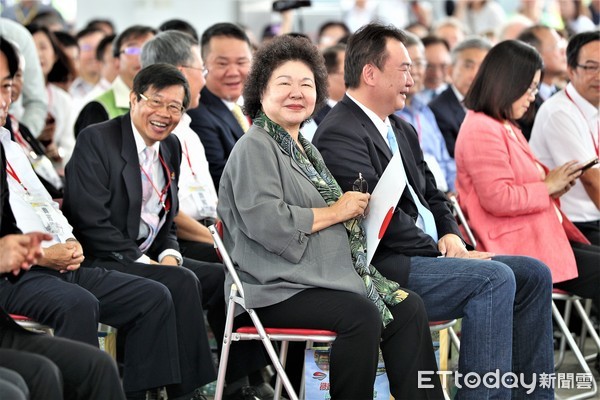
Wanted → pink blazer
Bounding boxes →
[455,111,586,283]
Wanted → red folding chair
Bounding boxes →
[209,223,337,400]
[9,314,53,335]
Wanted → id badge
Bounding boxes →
[26,196,65,236]
[188,184,217,216]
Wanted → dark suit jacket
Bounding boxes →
[62,114,182,265]
[313,95,461,285]
[313,104,332,125]
[187,87,245,190]
[429,86,465,158]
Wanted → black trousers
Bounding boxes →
[0,364,29,399]
[239,288,443,400]
[0,266,179,393]
[0,321,125,400]
[85,258,218,397]
[179,238,221,263]
[554,241,600,311]
[574,220,600,246]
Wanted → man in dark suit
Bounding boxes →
[63,64,223,400]
[313,23,554,399]
[0,36,126,400]
[188,23,253,189]
[429,36,491,157]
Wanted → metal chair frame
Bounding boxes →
[209,224,336,400]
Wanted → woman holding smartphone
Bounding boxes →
[455,40,599,309]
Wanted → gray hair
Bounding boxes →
[140,30,198,68]
[403,30,424,49]
[451,36,493,64]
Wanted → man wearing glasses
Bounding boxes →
[530,31,600,247]
[74,25,156,137]
[63,64,218,400]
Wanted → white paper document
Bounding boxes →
[363,152,405,265]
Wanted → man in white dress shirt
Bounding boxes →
[530,31,600,245]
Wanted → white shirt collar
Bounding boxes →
[130,118,161,158]
[326,98,338,108]
[450,84,465,103]
[0,126,10,144]
[346,92,392,141]
[220,97,244,111]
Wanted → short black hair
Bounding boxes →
[317,21,350,40]
[566,30,600,70]
[243,35,328,120]
[421,35,450,51]
[464,40,543,122]
[133,63,191,110]
[0,39,19,77]
[344,23,407,89]
[200,22,251,59]
[76,27,105,40]
[158,19,198,41]
[112,25,156,57]
[85,18,116,34]
[322,43,346,74]
[53,30,78,49]
[516,25,550,50]
[96,34,116,61]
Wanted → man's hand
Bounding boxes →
[160,255,180,266]
[438,233,494,259]
[38,240,85,272]
[0,232,52,275]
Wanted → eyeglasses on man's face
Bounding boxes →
[576,63,600,74]
[181,64,209,77]
[120,47,142,56]
[526,84,539,97]
[138,93,184,116]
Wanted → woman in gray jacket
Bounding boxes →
[217,35,443,400]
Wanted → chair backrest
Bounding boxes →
[448,194,477,249]
[209,222,246,299]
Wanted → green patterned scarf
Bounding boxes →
[255,111,408,326]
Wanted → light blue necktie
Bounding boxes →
[386,126,439,241]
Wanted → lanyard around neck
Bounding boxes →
[565,87,599,157]
[139,152,172,211]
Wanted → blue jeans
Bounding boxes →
[408,255,554,399]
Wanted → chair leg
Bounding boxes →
[573,298,600,363]
[555,298,574,370]
[552,301,598,400]
[448,326,461,353]
[214,291,238,400]
[247,310,299,400]
[273,341,289,400]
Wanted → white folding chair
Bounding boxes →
[448,194,476,249]
[552,289,599,400]
[209,223,337,400]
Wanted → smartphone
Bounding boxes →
[578,157,599,173]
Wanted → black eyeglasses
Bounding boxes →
[576,64,600,74]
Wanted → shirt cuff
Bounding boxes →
[135,254,152,264]
[158,249,183,264]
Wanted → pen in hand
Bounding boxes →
[352,173,368,219]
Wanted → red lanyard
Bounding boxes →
[139,153,172,211]
[6,160,29,192]
[182,140,197,179]
[565,87,599,157]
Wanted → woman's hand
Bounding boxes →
[311,191,370,233]
[331,191,370,223]
[544,161,581,198]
